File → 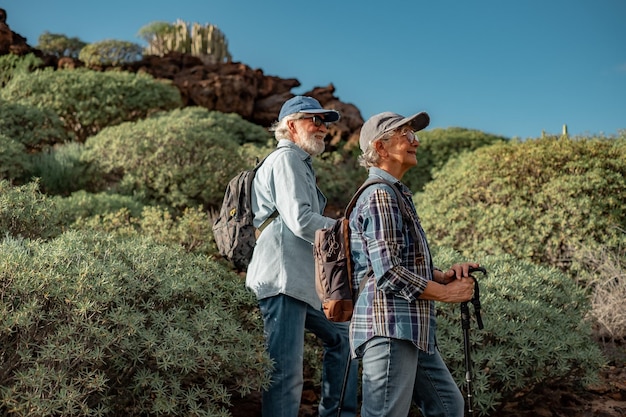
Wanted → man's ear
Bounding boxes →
[287,119,298,137]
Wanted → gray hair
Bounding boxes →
[269,113,302,141]
[358,129,395,168]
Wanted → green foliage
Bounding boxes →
[0,98,71,150]
[403,127,508,192]
[138,206,217,255]
[82,107,270,210]
[70,205,218,257]
[0,180,65,240]
[28,142,92,195]
[417,137,626,272]
[36,31,87,58]
[0,68,182,141]
[56,190,217,257]
[78,39,143,66]
[433,247,605,416]
[314,150,366,215]
[0,53,42,87]
[0,230,271,416]
[0,134,30,182]
[55,191,146,222]
[139,20,232,63]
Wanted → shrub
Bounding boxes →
[82,107,270,210]
[574,239,626,341]
[54,190,146,222]
[0,230,271,417]
[0,98,70,150]
[314,150,366,215]
[0,134,30,182]
[433,247,605,416]
[417,136,626,272]
[60,194,218,257]
[0,180,65,240]
[36,31,87,58]
[29,142,91,195]
[78,39,143,67]
[403,127,508,192]
[0,68,182,141]
[138,205,217,255]
[0,53,42,87]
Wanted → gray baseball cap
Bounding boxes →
[359,111,430,152]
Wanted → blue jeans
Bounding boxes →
[360,336,464,417]
[259,294,357,417]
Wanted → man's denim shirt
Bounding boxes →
[246,140,334,308]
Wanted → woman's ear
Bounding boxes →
[375,139,388,158]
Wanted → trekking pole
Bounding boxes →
[337,353,352,417]
[461,266,486,417]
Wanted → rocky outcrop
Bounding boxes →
[0,8,362,150]
[0,8,31,56]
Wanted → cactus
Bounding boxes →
[139,20,232,63]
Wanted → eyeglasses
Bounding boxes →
[398,128,418,144]
[298,115,330,128]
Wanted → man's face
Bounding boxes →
[291,115,328,156]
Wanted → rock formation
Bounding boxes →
[0,8,362,150]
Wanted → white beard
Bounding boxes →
[299,132,325,156]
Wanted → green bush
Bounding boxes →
[54,190,146,222]
[36,31,87,58]
[0,68,182,141]
[403,127,508,193]
[70,205,218,257]
[0,53,42,87]
[0,98,70,150]
[433,247,605,416]
[314,150,366,215]
[78,40,143,67]
[0,134,30,182]
[82,107,270,210]
[0,230,271,417]
[29,142,91,195]
[417,136,626,272]
[0,180,65,240]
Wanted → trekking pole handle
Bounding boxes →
[468,267,486,330]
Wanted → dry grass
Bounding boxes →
[578,238,626,342]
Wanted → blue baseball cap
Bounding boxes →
[278,95,340,122]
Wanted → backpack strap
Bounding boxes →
[252,149,283,234]
[346,178,418,240]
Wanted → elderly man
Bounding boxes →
[246,96,357,417]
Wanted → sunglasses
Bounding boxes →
[299,115,330,128]
[398,129,418,144]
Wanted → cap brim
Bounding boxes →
[403,112,430,132]
[300,109,340,122]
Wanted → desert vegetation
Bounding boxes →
[0,42,625,417]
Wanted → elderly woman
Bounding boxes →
[349,111,479,417]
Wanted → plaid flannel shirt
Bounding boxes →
[348,168,437,357]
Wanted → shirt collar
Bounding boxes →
[368,167,411,195]
[277,139,312,163]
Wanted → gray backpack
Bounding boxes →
[212,153,278,270]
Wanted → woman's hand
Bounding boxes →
[435,262,480,284]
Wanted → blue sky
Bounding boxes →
[6,0,625,139]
